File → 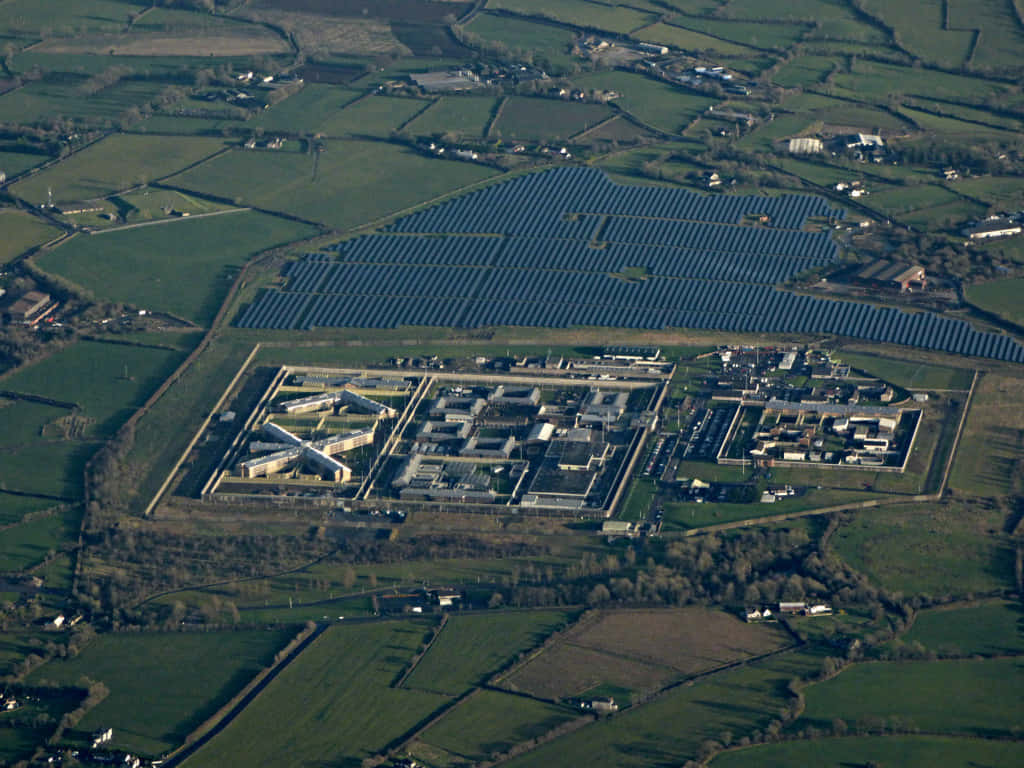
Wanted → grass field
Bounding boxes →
[0,398,96,498]
[949,373,1024,496]
[837,352,973,390]
[408,95,499,138]
[404,610,570,695]
[799,658,1024,737]
[488,0,657,35]
[573,71,716,133]
[307,93,429,138]
[247,84,363,134]
[501,647,824,768]
[901,600,1024,657]
[0,493,60,526]
[637,22,756,55]
[771,55,838,88]
[0,210,61,265]
[711,734,1024,768]
[168,138,499,231]
[11,135,227,205]
[1,339,186,439]
[0,507,82,571]
[38,211,316,325]
[183,621,451,767]
[28,628,296,756]
[491,96,613,141]
[0,0,143,40]
[831,501,1015,596]
[416,689,578,762]
[663,488,881,531]
[967,278,1024,328]
[464,12,577,72]
[0,149,49,177]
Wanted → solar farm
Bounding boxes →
[237,168,1024,363]
[199,363,664,516]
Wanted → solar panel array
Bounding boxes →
[236,168,1024,363]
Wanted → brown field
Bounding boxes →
[503,643,677,701]
[35,31,289,56]
[501,608,790,702]
[236,10,408,55]
[949,373,1024,496]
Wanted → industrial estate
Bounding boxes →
[0,1,1022,768]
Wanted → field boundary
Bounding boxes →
[938,369,979,496]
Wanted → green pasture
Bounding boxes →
[39,211,315,325]
[771,56,837,88]
[183,621,451,767]
[244,84,362,134]
[950,373,1024,496]
[950,0,1024,72]
[663,488,880,531]
[492,97,613,141]
[0,0,143,39]
[898,106,1014,139]
[312,94,429,138]
[0,76,177,127]
[1,339,186,438]
[405,610,569,695]
[488,0,657,35]
[901,600,1024,657]
[0,492,59,526]
[0,210,61,265]
[955,176,1024,210]
[737,113,815,151]
[859,0,973,70]
[408,96,499,138]
[638,22,755,55]
[0,150,49,177]
[867,184,961,217]
[574,71,716,133]
[0,398,94,498]
[780,91,913,132]
[901,198,986,230]
[29,628,296,757]
[799,658,1024,737]
[968,278,1024,328]
[831,501,1015,596]
[833,60,1008,105]
[464,12,577,73]
[837,352,972,390]
[111,187,232,223]
[712,735,1024,768]
[501,648,824,768]
[0,507,81,571]
[418,689,577,761]
[168,138,499,231]
[668,16,806,50]
[11,134,227,205]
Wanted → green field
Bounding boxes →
[408,95,499,138]
[0,210,61,265]
[11,135,227,205]
[0,492,60,526]
[307,93,429,137]
[464,12,577,72]
[0,149,49,177]
[771,55,838,88]
[488,0,657,35]
[417,689,578,762]
[901,600,1024,657]
[637,22,756,55]
[404,610,570,695]
[949,374,1024,496]
[831,502,1015,596]
[183,621,451,767]
[573,71,716,133]
[500,648,824,768]
[28,629,296,756]
[0,507,81,571]
[712,735,1024,768]
[968,278,1024,328]
[837,352,973,390]
[38,211,316,325]
[492,96,613,141]
[799,658,1024,737]
[1,339,186,438]
[168,138,499,231]
[0,0,148,39]
[663,488,880,531]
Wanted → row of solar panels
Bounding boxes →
[386,167,842,234]
[287,244,821,288]
[236,287,1024,362]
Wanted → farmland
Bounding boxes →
[491,96,613,141]
[37,211,317,325]
[27,629,296,756]
[0,507,81,571]
[10,135,227,205]
[968,278,1024,328]
[404,610,570,695]
[831,501,1015,596]
[901,600,1024,657]
[798,658,1024,737]
[167,139,499,231]
[712,735,1024,768]
[0,210,61,264]
[408,95,499,138]
[949,374,1024,496]
[182,621,451,767]
[502,608,789,702]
